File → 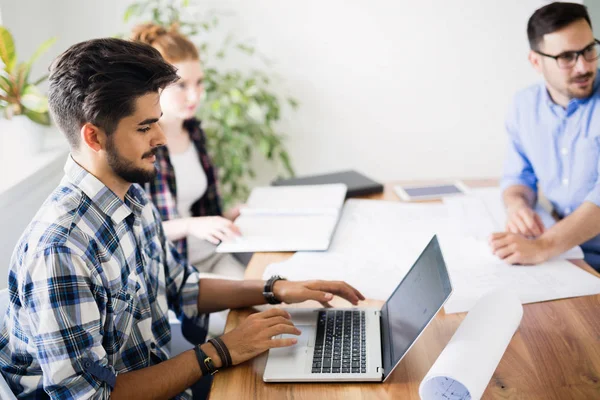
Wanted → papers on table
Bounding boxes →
[263,190,600,314]
[263,199,450,300]
[443,187,583,259]
[420,289,523,400]
[216,184,347,253]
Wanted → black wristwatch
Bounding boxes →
[194,345,218,376]
[263,275,287,304]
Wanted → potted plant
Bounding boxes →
[0,26,56,161]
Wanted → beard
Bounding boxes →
[566,71,596,99]
[105,137,157,184]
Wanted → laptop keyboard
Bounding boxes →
[311,310,367,374]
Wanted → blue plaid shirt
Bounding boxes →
[0,156,204,399]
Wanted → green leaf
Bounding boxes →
[287,97,299,109]
[279,150,295,176]
[27,37,56,68]
[21,85,48,113]
[23,108,51,125]
[236,43,255,55]
[0,74,14,95]
[0,26,17,73]
[124,3,141,22]
[31,74,49,87]
[14,62,29,94]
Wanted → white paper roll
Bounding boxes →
[419,288,523,400]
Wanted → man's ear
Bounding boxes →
[80,123,105,153]
[528,50,543,73]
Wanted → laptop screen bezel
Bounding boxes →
[379,235,453,381]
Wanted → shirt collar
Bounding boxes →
[542,68,600,114]
[64,155,147,224]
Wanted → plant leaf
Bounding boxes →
[0,74,14,95]
[0,26,17,73]
[14,63,29,94]
[31,74,49,87]
[27,37,56,69]
[23,108,51,125]
[21,85,49,113]
[124,3,141,22]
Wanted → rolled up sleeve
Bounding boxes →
[23,246,113,400]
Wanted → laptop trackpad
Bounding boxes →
[269,325,314,362]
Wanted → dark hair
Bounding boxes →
[48,38,179,149]
[527,2,592,50]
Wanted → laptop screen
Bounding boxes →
[380,235,452,380]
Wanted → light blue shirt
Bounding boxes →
[501,70,600,267]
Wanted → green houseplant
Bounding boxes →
[0,26,56,164]
[0,26,56,125]
[123,0,296,206]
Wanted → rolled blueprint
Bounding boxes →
[419,288,523,400]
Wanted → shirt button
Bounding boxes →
[125,294,131,300]
[561,147,568,155]
[151,342,156,349]
[562,178,569,186]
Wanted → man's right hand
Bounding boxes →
[505,205,545,237]
[218,308,301,365]
[187,216,241,244]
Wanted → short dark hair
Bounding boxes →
[48,38,179,149]
[527,2,592,50]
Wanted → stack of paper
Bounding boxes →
[217,184,347,253]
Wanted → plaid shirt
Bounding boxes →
[145,118,222,264]
[0,156,204,399]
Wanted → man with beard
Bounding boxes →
[0,38,365,400]
[489,2,600,271]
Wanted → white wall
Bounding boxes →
[589,0,600,31]
[1,0,559,184]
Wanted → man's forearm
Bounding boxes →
[540,202,600,259]
[111,343,220,400]
[503,184,537,209]
[197,279,266,314]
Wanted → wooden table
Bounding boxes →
[211,181,600,400]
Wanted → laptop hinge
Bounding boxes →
[374,310,382,317]
[377,367,384,374]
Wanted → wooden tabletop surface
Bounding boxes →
[210,181,600,400]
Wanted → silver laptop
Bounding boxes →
[263,235,452,382]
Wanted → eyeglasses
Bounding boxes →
[534,39,600,69]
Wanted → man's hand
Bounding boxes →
[187,216,241,244]
[219,308,301,365]
[505,205,545,237]
[272,280,365,308]
[489,232,550,265]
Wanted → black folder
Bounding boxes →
[272,170,383,198]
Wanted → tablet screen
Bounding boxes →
[403,184,462,197]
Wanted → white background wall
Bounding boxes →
[1,0,572,183]
[0,0,592,285]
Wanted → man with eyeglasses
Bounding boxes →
[489,2,600,271]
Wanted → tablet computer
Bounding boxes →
[394,181,469,201]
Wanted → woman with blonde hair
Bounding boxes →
[131,23,246,280]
